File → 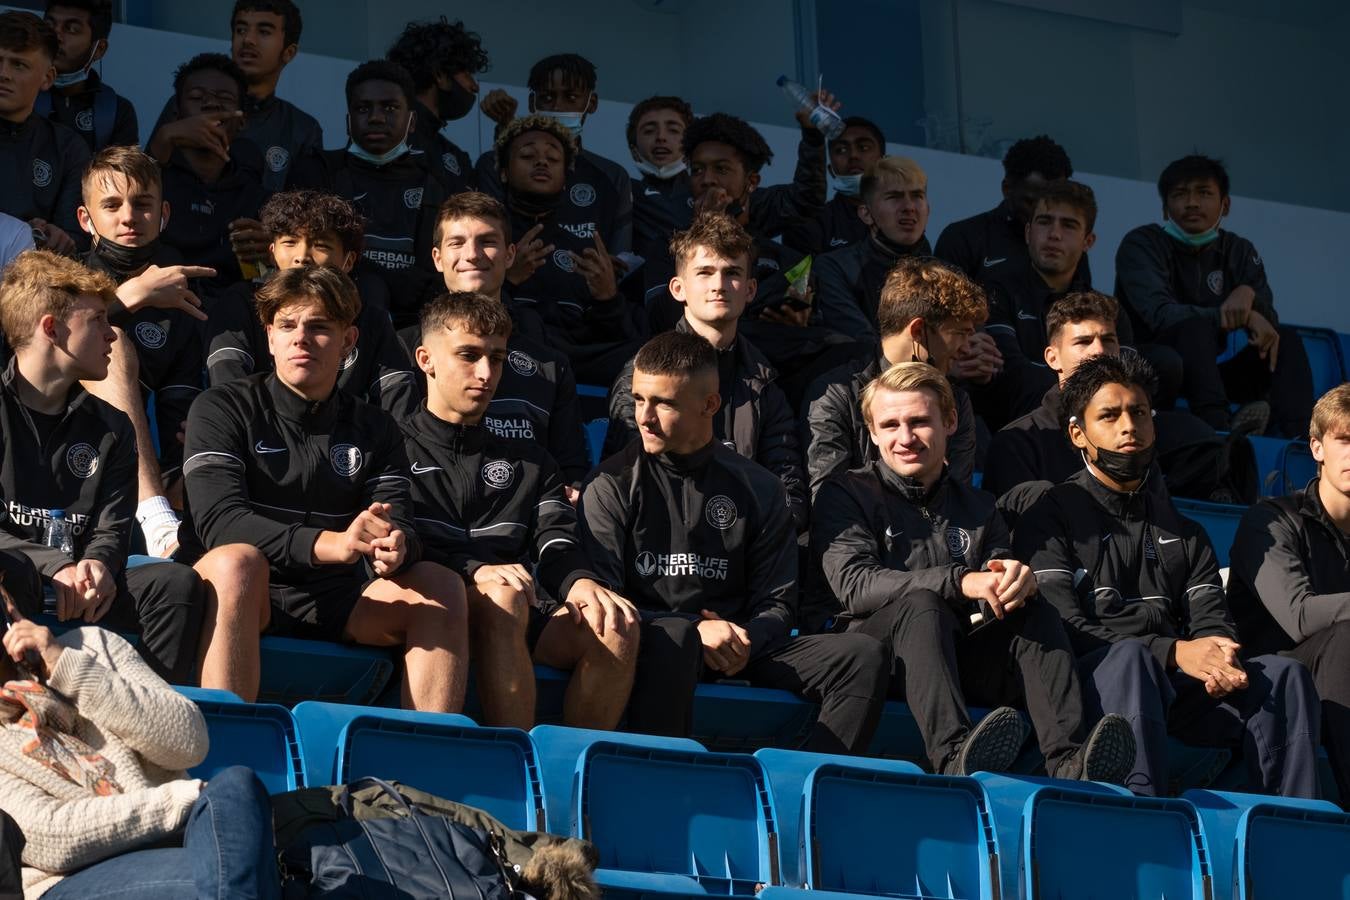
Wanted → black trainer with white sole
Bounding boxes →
[944,706,1030,776]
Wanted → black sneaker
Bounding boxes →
[1229,400,1271,438]
[943,707,1029,776]
[1055,714,1136,784]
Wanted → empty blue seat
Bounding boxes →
[291,701,476,789]
[530,725,705,835]
[803,763,997,899]
[1297,326,1346,399]
[584,418,608,467]
[1280,441,1316,495]
[175,686,243,704]
[693,682,817,753]
[1023,786,1210,900]
[258,636,395,706]
[337,714,545,831]
[574,741,777,896]
[1174,497,1245,567]
[1237,802,1350,899]
[190,700,303,794]
[755,749,923,886]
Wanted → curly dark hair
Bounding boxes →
[1002,135,1073,183]
[231,0,301,48]
[345,59,416,107]
[1157,154,1230,200]
[682,113,773,174]
[1058,351,1158,435]
[626,95,694,149]
[877,257,987,338]
[386,17,489,93]
[493,114,577,174]
[260,190,364,255]
[173,53,247,104]
[527,53,596,93]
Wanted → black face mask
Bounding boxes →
[91,232,160,280]
[506,186,562,219]
[436,79,477,123]
[1081,433,1156,485]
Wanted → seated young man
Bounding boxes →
[491,115,642,385]
[783,115,887,256]
[1115,154,1313,437]
[810,361,1133,779]
[77,145,219,555]
[983,292,1246,518]
[628,95,695,292]
[579,331,888,751]
[404,291,639,730]
[288,60,449,328]
[39,0,138,152]
[385,17,485,195]
[1229,383,1350,799]
[812,156,932,344]
[0,11,89,256]
[178,266,467,709]
[148,0,321,194]
[1016,353,1320,798]
[0,250,205,684]
[203,189,418,419]
[477,53,633,256]
[802,257,983,498]
[605,213,808,532]
[158,53,268,287]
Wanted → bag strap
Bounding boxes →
[337,776,415,818]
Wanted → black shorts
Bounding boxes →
[266,572,370,643]
[526,604,551,654]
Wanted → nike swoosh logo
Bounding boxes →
[885,526,900,539]
[982,257,1006,267]
[1017,311,1038,321]
[410,462,443,475]
[1157,537,1181,545]
[830,238,849,246]
[643,187,661,196]
[1101,534,1112,543]
[351,192,368,201]
[254,441,286,454]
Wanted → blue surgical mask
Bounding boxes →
[532,94,592,138]
[346,115,412,168]
[1162,217,1221,248]
[828,168,862,197]
[52,45,99,88]
[635,158,686,180]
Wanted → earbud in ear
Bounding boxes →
[1068,415,1079,424]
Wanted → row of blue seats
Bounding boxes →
[177,689,1350,900]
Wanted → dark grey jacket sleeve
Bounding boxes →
[757,382,809,532]
[576,473,630,593]
[947,386,976,486]
[548,358,591,485]
[1230,501,1350,643]
[811,250,874,343]
[803,378,857,501]
[603,359,638,458]
[1177,520,1235,642]
[1115,228,1221,333]
[532,454,598,601]
[748,129,827,238]
[742,479,797,657]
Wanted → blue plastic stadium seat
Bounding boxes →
[189,699,303,794]
[1174,497,1245,567]
[337,713,545,831]
[1297,326,1347,399]
[175,686,243,704]
[584,418,608,467]
[1280,441,1317,495]
[530,725,705,836]
[692,682,817,753]
[573,741,779,897]
[755,749,923,886]
[803,763,998,899]
[257,636,395,706]
[291,701,476,788]
[577,383,611,467]
[1022,786,1211,900]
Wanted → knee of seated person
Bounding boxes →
[595,611,641,661]
[1252,653,1316,695]
[470,581,531,627]
[396,561,466,608]
[197,543,268,582]
[1097,639,1165,682]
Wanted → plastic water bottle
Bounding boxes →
[777,75,845,140]
[43,509,73,616]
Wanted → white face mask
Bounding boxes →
[346,115,413,167]
[828,167,862,197]
[52,44,100,88]
[531,93,593,138]
[635,158,687,180]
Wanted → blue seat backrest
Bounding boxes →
[1298,327,1346,399]
[190,700,303,794]
[1174,498,1244,568]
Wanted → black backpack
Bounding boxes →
[0,809,23,900]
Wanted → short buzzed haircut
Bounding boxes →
[420,291,512,340]
[633,331,716,381]
[0,251,117,352]
[0,11,58,59]
[434,192,511,247]
[1034,179,1098,232]
[254,265,361,328]
[860,361,956,429]
[877,258,988,339]
[861,156,927,205]
[669,213,753,273]
[1058,352,1158,435]
[1311,383,1350,442]
[82,145,163,205]
[494,114,577,173]
[1045,291,1118,343]
[345,59,415,107]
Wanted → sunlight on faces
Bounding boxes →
[231,9,294,81]
[867,386,955,483]
[417,324,507,424]
[908,317,975,376]
[689,141,758,206]
[1068,382,1155,460]
[630,368,719,456]
[861,176,929,246]
[634,108,686,165]
[0,45,54,119]
[78,172,167,248]
[1164,178,1228,235]
[1312,427,1350,497]
[432,217,514,295]
[1044,318,1120,381]
[48,293,116,381]
[671,247,755,329]
[265,299,356,399]
[1027,201,1094,277]
[504,131,566,195]
[270,231,356,273]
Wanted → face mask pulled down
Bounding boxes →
[1072,415,1156,484]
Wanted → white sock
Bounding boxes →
[136,495,179,526]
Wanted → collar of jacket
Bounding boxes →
[1071,462,1163,519]
[1296,475,1350,545]
[266,372,340,430]
[874,456,949,507]
[0,355,89,417]
[674,316,778,387]
[652,439,716,475]
[0,114,35,141]
[410,404,487,454]
[867,230,931,263]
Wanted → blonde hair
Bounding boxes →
[0,251,117,352]
[1311,383,1350,441]
[860,361,957,429]
[861,156,927,203]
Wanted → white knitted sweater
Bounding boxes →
[0,627,208,898]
